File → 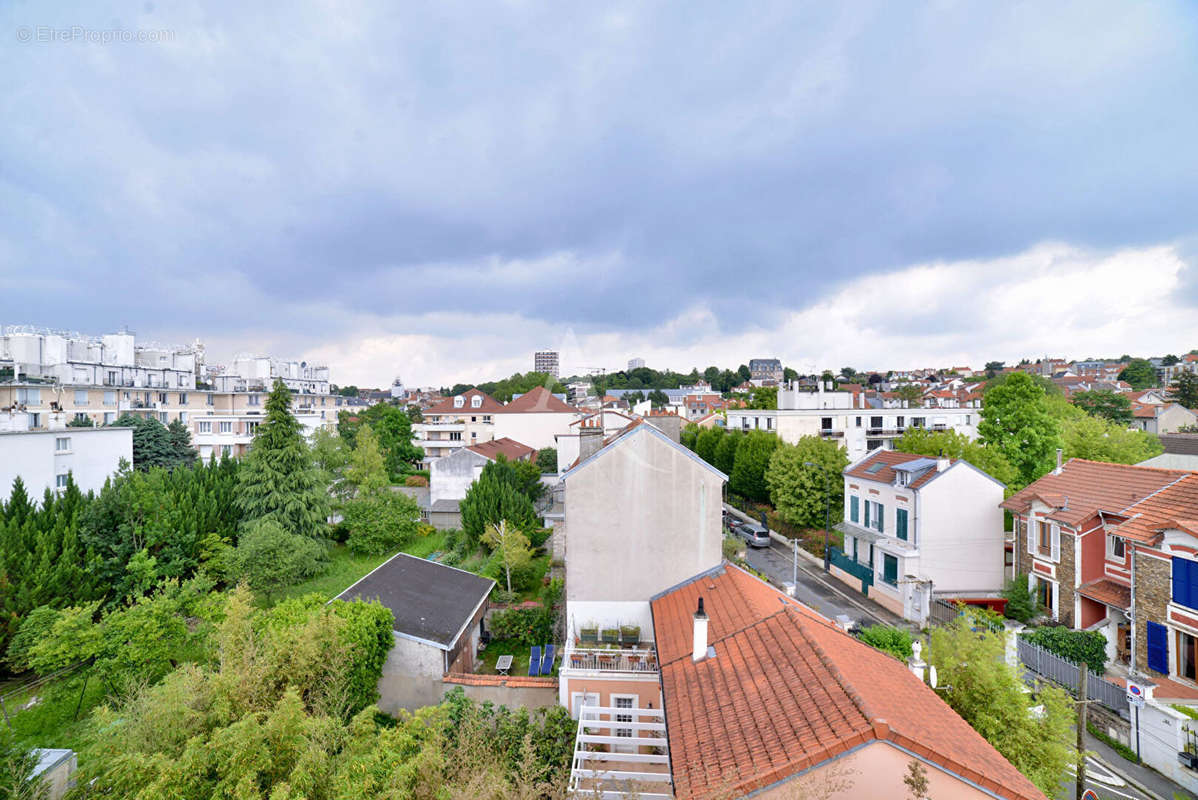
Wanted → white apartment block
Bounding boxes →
[0,425,133,502]
[1,326,198,390]
[207,354,330,395]
[534,350,560,379]
[726,381,981,463]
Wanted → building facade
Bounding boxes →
[533,350,559,378]
[748,358,783,385]
[0,426,132,502]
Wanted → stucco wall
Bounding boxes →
[918,465,1005,594]
[564,428,723,606]
[559,674,662,717]
[0,427,132,502]
[442,680,559,710]
[755,740,999,800]
[493,412,576,450]
[429,448,487,504]
[376,632,447,713]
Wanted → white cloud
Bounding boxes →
[292,241,1195,387]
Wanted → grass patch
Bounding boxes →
[7,672,108,752]
[403,530,449,560]
[1171,703,1198,720]
[478,638,556,677]
[1087,721,1139,764]
[515,555,551,602]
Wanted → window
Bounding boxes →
[882,554,898,586]
[1179,630,1198,681]
[158,392,168,404]
[103,412,115,425]
[55,437,70,452]
[248,395,261,406]
[1173,557,1198,611]
[179,411,188,423]
[16,388,40,405]
[570,692,599,720]
[470,416,477,423]
[106,370,118,385]
[855,416,862,427]
[896,416,905,429]
[178,393,188,405]
[159,412,169,424]
[454,396,465,408]
[55,474,69,489]
[449,431,462,441]
[207,394,214,406]
[870,416,883,430]
[1035,578,1055,617]
[865,500,884,533]
[245,421,259,437]
[29,413,40,428]
[911,417,926,428]
[821,417,832,431]
[850,496,860,523]
[103,391,116,406]
[198,421,212,434]
[483,415,492,423]
[471,395,482,408]
[1107,535,1125,560]
[896,508,909,541]
[1037,521,1053,556]
[614,696,634,738]
[221,445,232,457]
[219,421,232,434]
[1147,621,1169,674]
[74,389,89,405]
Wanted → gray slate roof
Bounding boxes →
[335,553,494,648]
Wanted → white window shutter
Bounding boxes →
[1026,517,1035,556]
[1051,523,1061,562]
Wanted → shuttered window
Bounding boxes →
[896,508,908,541]
[850,496,859,524]
[1173,557,1198,611]
[882,554,898,586]
[1147,621,1169,675]
[864,500,870,528]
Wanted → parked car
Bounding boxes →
[735,521,770,548]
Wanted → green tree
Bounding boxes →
[978,372,1062,487]
[1118,358,1157,390]
[345,425,389,494]
[310,427,352,503]
[765,437,848,528]
[536,448,557,473]
[730,430,779,503]
[235,380,331,540]
[748,386,777,409]
[336,384,360,396]
[984,361,1004,379]
[857,625,913,660]
[1171,371,1198,409]
[112,414,178,470]
[343,491,422,555]
[1060,414,1163,464]
[694,426,724,465]
[1001,577,1040,623]
[894,383,924,407]
[928,612,1075,796]
[481,520,533,593]
[1162,354,1181,366]
[648,388,669,408]
[339,403,424,477]
[713,430,742,475]
[460,468,538,549]
[166,419,197,467]
[1071,389,1133,424]
[680,423,701,451]
[0,728,47,800]
[893,427,1015,486]
[67,414,95,427]
[227,519,327,601]
[737,364,751,383]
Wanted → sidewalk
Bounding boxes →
[1084,731,1191,800]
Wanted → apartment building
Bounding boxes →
[748,357,783,385]
[412,389,504,467]
[0,326,198,390]
[0,424,132,502]
[533,350,559,378]
[206,354,330,395]
[726,381,981,463]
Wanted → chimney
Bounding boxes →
[579,423,603,461]
[1053,448,1063,475]
[908,639,927,683]
[692,597,709,662]
[936,449,950,473]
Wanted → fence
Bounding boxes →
[1017,638,1128,718]
[828,547,873,593]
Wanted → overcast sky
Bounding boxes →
[3,1,1198,387]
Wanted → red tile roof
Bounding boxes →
[1077,578,1131,611]
[651,564,1044,800]
[1002,459,1188,528]
[466,436,536,462]
[424,388,505,415]
[498,385,577,413]
[1107,473,1198,544]
[442,673,557,688]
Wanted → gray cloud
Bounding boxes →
[2,0,1198,365]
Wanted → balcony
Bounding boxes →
[565,647,659,674]
[866,427,905,436]
[819,429,844,438]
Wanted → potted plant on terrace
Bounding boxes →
[620,625,640,646]
[579,623,599,645]
[601,627,621,645]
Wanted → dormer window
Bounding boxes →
[896,472,909,487]
[454,396,465,409]
[471,395,482,409]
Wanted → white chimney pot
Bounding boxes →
[692,597,709,662]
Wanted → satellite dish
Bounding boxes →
[301,361,307,368]
[928,665,938,688]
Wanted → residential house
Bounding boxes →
[832,450,1006,623]
[0,424,132,502]
[557,421,725,716]
[623,563,1045,800]
[492,385,579,450]
[1002,458,1192,670]
[555,409,637,472]
[1141,434,1198,471]
[335,553,494,712]
[1131,401,1198,435]
[425,436,536,529]
[748,358,783,385]
[411,388,503,467]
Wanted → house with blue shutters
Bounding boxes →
[832,449,1006,624]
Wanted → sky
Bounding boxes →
[3,1,1198,387]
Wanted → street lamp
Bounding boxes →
[803,461,832,572]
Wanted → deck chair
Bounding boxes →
[541,644,555,675]
[528,645,541,676]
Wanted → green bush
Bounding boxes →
[1021,626,1106,674]
[489,606,553,646]
[858,625,913,660]
[1001,577,1039,623]
[722,535,742,561]
[1087,721,1139,763]
[343,491,421,555]
[529,527,552,549]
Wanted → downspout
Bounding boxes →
[1129,544,1137,676]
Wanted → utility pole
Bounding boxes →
[792,537,798,595]
[1076,663,1088,799]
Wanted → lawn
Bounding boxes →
[478,637,558,677]
[268,530,450,606]
[5,669,108,751]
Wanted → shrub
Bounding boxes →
[404,474,428,487]
[529,527,553,549]
[1021,627,1106,674]
[1002,577,1040,623]
[858,625,913,661]
[722,535,742,562]
[343,491,421,555]
[489,605,553,646]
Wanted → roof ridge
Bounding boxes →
[1119,472,1196,514]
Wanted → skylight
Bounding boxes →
[865,462,885,474]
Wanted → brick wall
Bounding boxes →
[1059,534,1076,628]
[1135,551,1172,678]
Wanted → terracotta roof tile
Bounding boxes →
[844,449,953,489]
[1077,578,1131,611]
[424,388,505,415]
[1109,473,1198,544]
[466,436,536,462]
[442,673,557,688]
[498,386,577,413]
[651,564,1045,800]
[1002,459,1188,528]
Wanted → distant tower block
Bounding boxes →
[534,350,560,378]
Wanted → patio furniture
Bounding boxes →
[529,645,541,676]
[541,644,555,675]
[495,654,513,676]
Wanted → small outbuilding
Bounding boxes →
[336,552,495,711]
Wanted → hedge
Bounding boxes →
[489,605,553,647]
[1021,626,1106,674]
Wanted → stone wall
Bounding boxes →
[1059,533,1076,627]
[1135,551,1172,678]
